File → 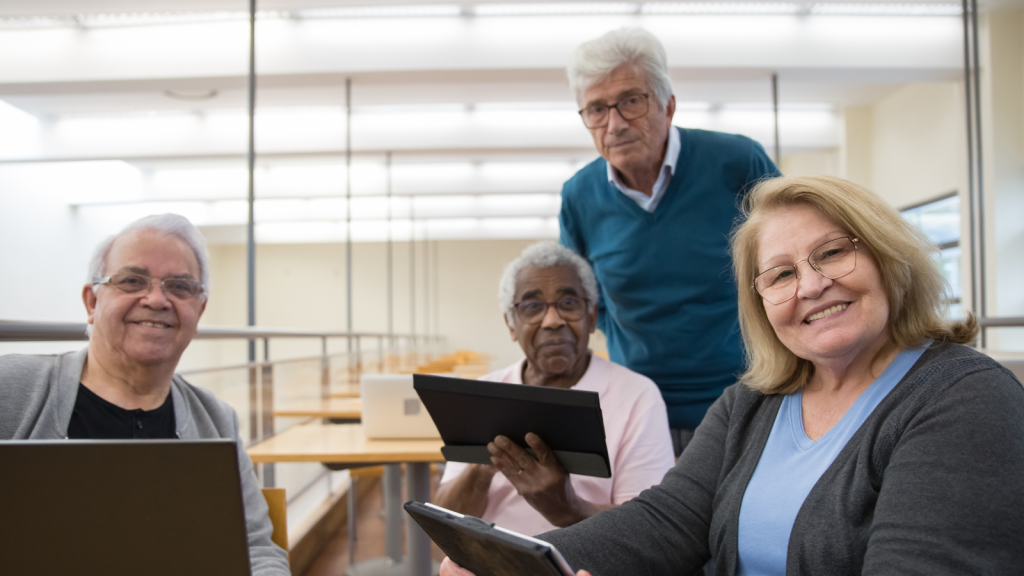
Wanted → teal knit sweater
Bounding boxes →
[559,127,779,429]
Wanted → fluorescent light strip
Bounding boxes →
[296,5,462,19]
[473,3,638,16]
[809,3,961,16]
[642,2,801,15]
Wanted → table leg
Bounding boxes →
[383,464,403,563]
[405,462,431,576]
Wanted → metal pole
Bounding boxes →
[386,152,394,337]
[970,0,986,347]
[962,0,978,322]
[246,0,258,444]
[433,240,440,338]
[423,225,430,338]
[771,72,781,166]
[345,77,353,342]
[410,197,416,338]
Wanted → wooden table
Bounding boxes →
[273,398,362,420]
[248,423,444,576]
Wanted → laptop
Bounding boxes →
[0,439,251,576]
[361,373,442,439]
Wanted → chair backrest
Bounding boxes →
[262,487,289,555]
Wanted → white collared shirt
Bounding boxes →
[606,126,680,213]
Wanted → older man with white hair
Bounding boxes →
[0,214,289,575]
[559,28,780,454]
[433,241,674,537]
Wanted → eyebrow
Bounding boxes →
[114,266,197,280]
[517,287,580,301]
[759,229,848,270]
[583,88,646,109]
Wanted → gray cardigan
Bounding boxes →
[0,348,290,576]
[542,343,1024,575]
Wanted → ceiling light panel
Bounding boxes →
[473,3,638,16]
[296,5,463,19]
[809,4,961,16]
[641,3,802,15]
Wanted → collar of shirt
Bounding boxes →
[606,126,680,213]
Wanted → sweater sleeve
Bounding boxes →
[862,366,1024,574]
[539,384,737,575]
[558,184,609,336]
[747,138,781,190]
[231,409,292,575]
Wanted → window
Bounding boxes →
[901,193,962,319]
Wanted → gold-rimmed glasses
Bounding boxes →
[753,237,859,305]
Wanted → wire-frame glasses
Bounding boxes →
[753,237,859,305]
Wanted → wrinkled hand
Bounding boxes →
[487,433,584,527]
[440,557,592,576]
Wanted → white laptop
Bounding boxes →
[361,373,443,439]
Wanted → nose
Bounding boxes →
[138,280,173,309]
[539,303,566,329]
[795,260,832,300]
[605,106,630,134]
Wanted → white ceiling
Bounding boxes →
[0,1,988,242]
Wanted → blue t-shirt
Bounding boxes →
[736,346,929,575]
[559,127,779,429]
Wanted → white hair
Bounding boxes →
[567,27,673,109]
[498,242,599,326]
[86,213,210,300]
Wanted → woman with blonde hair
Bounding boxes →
[442,175,1024,576]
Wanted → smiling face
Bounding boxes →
[581,64,675,179]
[84,230,206,371]
[756,204,890,369]
[506,265,595,383]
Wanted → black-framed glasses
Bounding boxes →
[94,273,205,300]
[578,93,651,129]
[753,237,859,305]
[513,296,590,324]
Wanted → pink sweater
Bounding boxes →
[439,354,675,536]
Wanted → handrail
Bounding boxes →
[977,317,1024,328]
[0,319,441,342]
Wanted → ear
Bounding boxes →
[589,303,598,334]
[198,298,207,318]
[665,93,676,120]
[503,313,518,342]
[82,284,97,326]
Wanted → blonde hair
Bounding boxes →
[731,175,977,395]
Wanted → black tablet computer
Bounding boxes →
[413,373,610,478]
[404,501,575,576]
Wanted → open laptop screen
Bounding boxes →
[0,439,251,576]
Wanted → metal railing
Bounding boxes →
[0,319,445,443]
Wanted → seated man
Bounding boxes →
[0,214,289,576]
[434,241,674,536]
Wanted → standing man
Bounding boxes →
[559,28,779,455]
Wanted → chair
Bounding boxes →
[262,487,289,556]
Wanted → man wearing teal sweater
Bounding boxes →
[560,28,779,455]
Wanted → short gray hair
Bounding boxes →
[87,213,210,301]
[498,242,599,326]
[567,27,673,109]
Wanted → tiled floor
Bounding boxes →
[302,473,447,576]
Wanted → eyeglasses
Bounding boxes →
[94,273,205,300]
[753,237,859,305]
[513,296,590,324]
[578,93,651,129]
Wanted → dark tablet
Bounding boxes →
[0,439,251,576]
[413,373,610,478]
[404,501,575,576]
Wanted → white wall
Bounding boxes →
[871,82,967,209]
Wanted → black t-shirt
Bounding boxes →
[67,383,177,440]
